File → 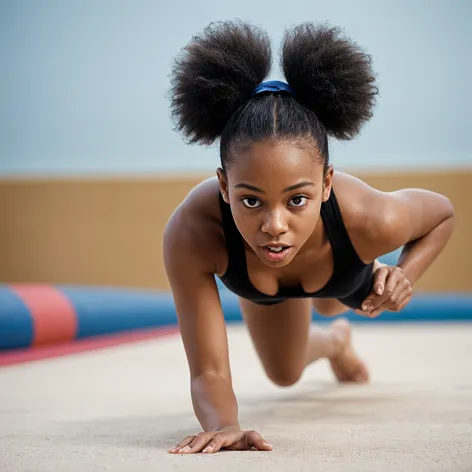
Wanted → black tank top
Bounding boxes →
[217,189,374,310]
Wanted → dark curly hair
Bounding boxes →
[170,20,378,171]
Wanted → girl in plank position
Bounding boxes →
[164,20,455,454]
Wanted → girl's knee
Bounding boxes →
[265,366,303,387]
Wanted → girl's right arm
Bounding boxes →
[163,202,272,454]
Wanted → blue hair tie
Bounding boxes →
[250,80,295,98]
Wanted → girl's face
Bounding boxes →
[218,140,333,268]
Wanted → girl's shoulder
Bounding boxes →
[164,176,228,276]
[332,170,405,262]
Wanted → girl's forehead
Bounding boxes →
[228,142,324,181]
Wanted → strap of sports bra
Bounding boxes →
[218,192,247,277]
[320,189,366,269]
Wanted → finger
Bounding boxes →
[216,430,272,452]
[179,433,215,454]
[168,435,195,453]
[361,289,388,313]
[394,290,413,312]
[365,273,402,312]
[247,430,273,451]
[383,270,403,302]
[202,431,246,454]
[372,266,390,296]
[367,305,385,318]
[354,309,372,318]
[373,285,412,316]
[370,286,405,315]
[362,299,385,318]
[203,431,242,453]
[202,434,225,454]
[384,279,412,311]
[362,293,386,313]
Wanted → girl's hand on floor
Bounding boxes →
[168,425,273,454]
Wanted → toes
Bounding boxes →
[331,356,369,383]
[353,363,369,383]
[359,364,370,383]
[328,322,370,384]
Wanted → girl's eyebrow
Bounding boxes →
[234,181,315,194]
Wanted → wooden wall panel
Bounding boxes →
[0,171,470,291]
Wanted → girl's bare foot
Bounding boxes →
[328,318,369,383]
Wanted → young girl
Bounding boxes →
[164,20,455,454]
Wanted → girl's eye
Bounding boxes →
[289,195,308,207]
[242,197,261,208]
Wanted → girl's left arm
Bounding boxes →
[357,188,455,317]
[390,188,455,285]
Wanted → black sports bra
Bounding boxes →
[217,189,374,310]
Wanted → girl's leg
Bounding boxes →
[311,299,369,382]
[239,297,368,386]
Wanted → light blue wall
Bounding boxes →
[1,0,471,176]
